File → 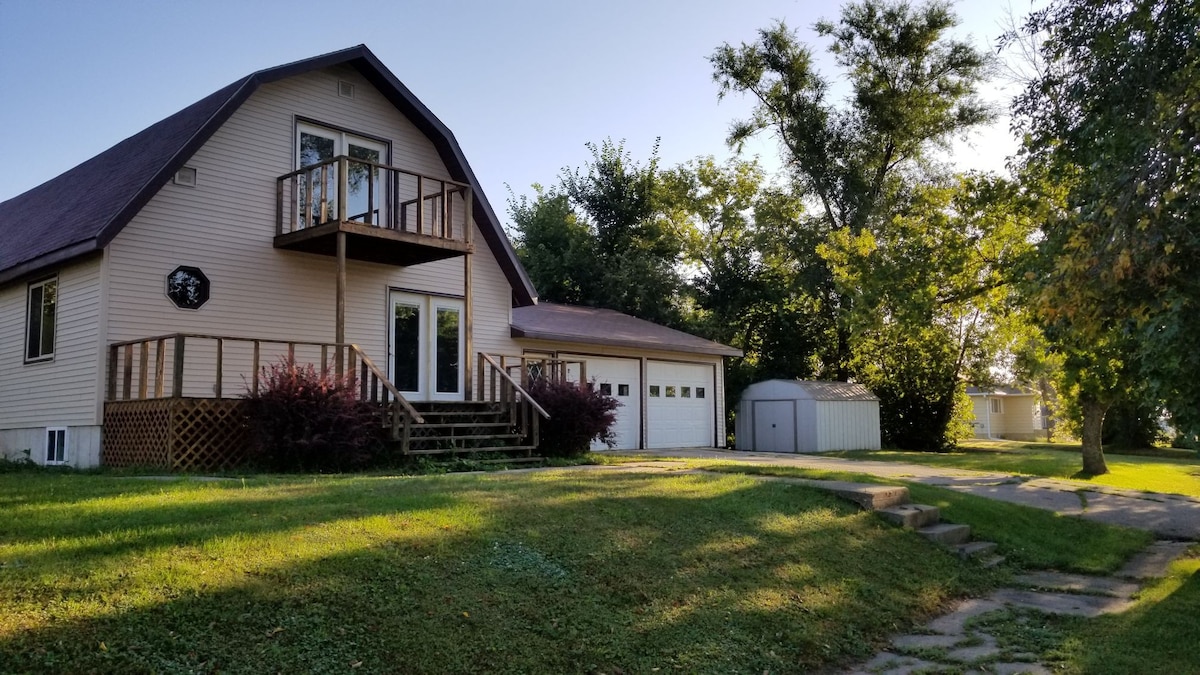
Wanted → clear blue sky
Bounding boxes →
[0,0,1024,221]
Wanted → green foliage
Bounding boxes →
[710,1,1002,449]
[508,140,686,328]
[1013,0,1200,468]
[527,378,620,457]
[243,358,383,472]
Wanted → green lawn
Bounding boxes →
[0,469,1003,674]
[832,440,1200,498]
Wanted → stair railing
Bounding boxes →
[347,344,424,453]
[478,352,550,449]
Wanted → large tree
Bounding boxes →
[508,140,687,327]
[1013,0,1200,472]
[711,0,997,447]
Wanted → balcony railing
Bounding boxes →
[276,155,472,243]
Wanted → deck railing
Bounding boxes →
[105,333,424,442]
[276,155,472,241]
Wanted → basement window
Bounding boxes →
[46,427,67,465]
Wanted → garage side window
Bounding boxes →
[696,387,705,399]
[26,277,57,362]
[649,386,660,397]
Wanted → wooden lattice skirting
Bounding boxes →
[103,398,249,471]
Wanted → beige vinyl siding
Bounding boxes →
[969,395,1039,439]
[512,338,727,446]
[104,65,517,397]
[0,256,102,428]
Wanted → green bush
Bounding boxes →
[527,378,619,458]
[243,358,382,472]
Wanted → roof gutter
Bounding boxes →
[0,240,100,287]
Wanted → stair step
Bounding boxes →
[409,433,524,442]
[918,523,972,546]
[877,503,941,529]
[980,555,1006,569]
[412,422,514,430]
[404,445,537,456]
[955,541,998,559]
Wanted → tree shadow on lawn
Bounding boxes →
[1,471,997,673]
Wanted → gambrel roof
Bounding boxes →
[0,45,537,304]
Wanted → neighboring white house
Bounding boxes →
[965,386,1044,441]
[736,380,881,453]
[0,45,739,468]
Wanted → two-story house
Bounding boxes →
[0,46,739,469]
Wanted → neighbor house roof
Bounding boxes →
[741,379,879,401]
[0,45,537,304]
[966,386,1033,396]
[511,303,742,357]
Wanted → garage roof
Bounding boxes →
[742,379,879,401]
[965,386,1032,396]
[511,303,742,357]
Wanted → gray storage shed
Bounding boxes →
[736,380,881,453]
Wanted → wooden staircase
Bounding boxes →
[398,401,539,457]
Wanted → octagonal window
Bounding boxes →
[166,266,210,310]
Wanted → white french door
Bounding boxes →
[296,122,388,227]
[388,292,464,400]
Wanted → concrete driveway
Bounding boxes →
[615,448,1200,540]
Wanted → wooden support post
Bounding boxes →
[360,361,369,400]
[106,345,118,401]
[320,345,328,377]
[335,230,347,376]
[138,341,149,399]
[214,338,224,398]
[122,344,133,400]
[287,342,296,363]
[154,339,166,398]
[276,178,284,235]
[319,164,328,223]
[463,253,474,400]
[441,183,449,237]
[251,341,260,396]
[347,348,357,386]
[172,335,186,398]
[476,353,485,404]
[365,163,375,225]
[305,170,315,229]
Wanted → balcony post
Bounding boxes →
[335,230,347,376]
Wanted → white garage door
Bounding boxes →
[647,361,714,448]
[564,356,641,450]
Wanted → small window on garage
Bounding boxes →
[618,384,629,397]
[681,386,691,398]
[600,383,612,395]
[696,387,705,399]
[990,398,1003,414]
[649,385,660,397]
[666,386,676,398]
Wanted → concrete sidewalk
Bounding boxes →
[608,448,1200,540]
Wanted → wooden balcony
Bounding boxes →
[275,156,474,266]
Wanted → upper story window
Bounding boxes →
[26,277,57,362]
[296,122,388,227]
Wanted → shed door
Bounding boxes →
[564,355,641,450]
[647,361,714,448]
[753,400,796,453]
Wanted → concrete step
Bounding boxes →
[918,523,972,546]
[955,540,997,559]
[980,555,1006,569]
[877,503,941,529]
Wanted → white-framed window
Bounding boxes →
[45,427,67,465]
[26,276,57,362]
[990,398,1003,414]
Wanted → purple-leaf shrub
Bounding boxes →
[527,377,620,457]
[243,357,382,472]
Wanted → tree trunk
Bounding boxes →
[1080,398,1109,475]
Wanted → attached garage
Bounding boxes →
[511,303,741,450]
[736,380,881,453]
